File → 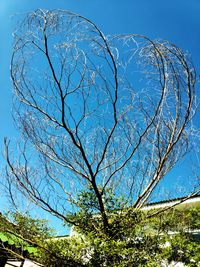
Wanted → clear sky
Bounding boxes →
[0,0,200,233]
[1,0,200,140]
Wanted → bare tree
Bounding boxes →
[5,9,199,233]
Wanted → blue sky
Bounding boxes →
[1,0,200,142]
[0,0,200,233]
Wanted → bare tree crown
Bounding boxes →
[5,9,197,229]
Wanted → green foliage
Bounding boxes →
[76,187,126,214]
[38,205,200,266]
[9,211,54,239]
[161,234,200,267]
[147,206,200,233]
[65,187,127,234]
[0,204,200,266]
[0,212,53,261]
